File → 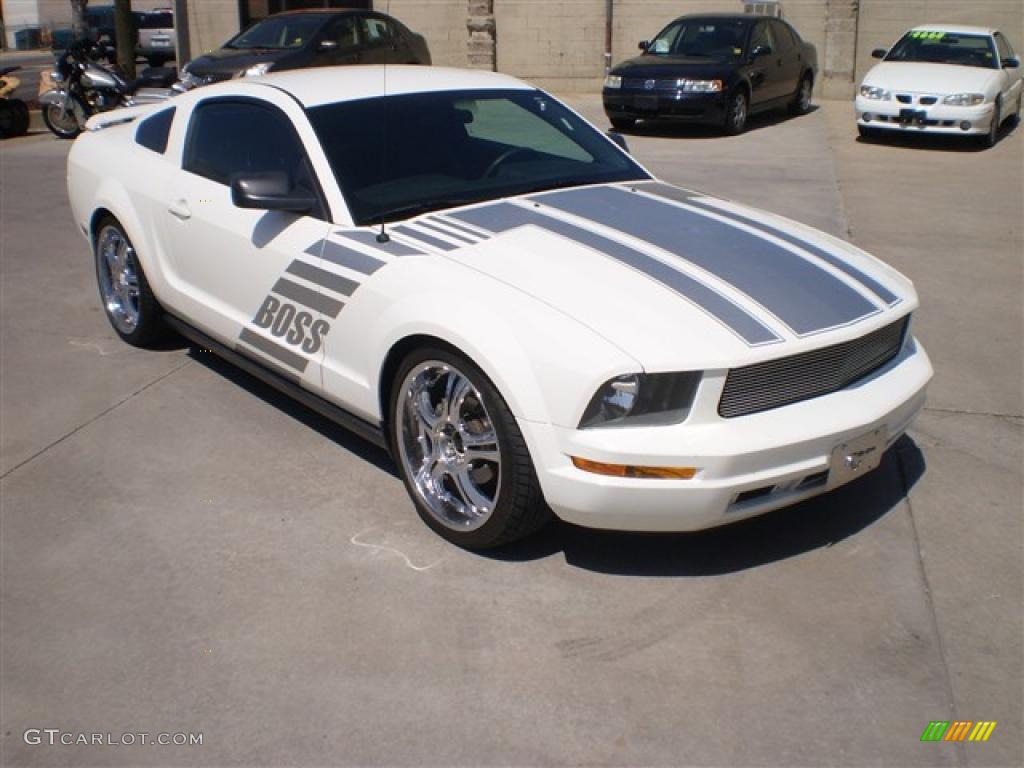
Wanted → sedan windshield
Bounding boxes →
[227,14,328,50]
[886,30,998,69]
[308,89,650,225]
[647,19,748,58]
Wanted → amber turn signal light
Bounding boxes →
[570,457,697,480]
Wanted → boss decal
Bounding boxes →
[251,294,330,355]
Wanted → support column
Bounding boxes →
[467,0,495,71]
[823,0,860,99]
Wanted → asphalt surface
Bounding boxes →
[1,98,1021,767]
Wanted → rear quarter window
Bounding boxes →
[135,107,175,154]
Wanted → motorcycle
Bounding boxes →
[0,66,30,139]
[39,38,178,139]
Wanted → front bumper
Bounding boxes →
[855,95,996,135]
[520,339,932,532]
[604,88,727,123]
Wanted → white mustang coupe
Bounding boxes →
[856,25,1022,145]
[68,66,932,549]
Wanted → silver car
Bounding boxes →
[135,8,176,67]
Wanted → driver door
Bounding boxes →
[162,95,334,388]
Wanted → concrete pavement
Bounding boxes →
[1,98,1020,767]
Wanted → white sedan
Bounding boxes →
[68,66,932,549]
[856,25,1023,146]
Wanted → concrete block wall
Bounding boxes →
[186,0,239,57]
[379,0,470,68]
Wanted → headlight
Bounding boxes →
[943,93,985,106]
[604,74,622,89]
[240,62,274,78]
[579,372,701,429]
[859,85,890,100]
[677,79,723,93]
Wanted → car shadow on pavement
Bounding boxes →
[184,343,398,475]
[491,434,926,577]
[857,116,1020,152]
[617,105,819,140]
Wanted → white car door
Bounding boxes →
[162,94,335,388]
[994,32,1022,108]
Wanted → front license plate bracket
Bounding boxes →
[828,428,886,488]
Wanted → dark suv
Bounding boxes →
[603,14,817,134]
[180,9,431,88]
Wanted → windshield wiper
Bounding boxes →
[371,198,480,224]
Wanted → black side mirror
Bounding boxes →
[751,44,773,59]
[317,39,338,52]
[1003,56,1020,68]
[638,40,649,51]
[231,172,315,213]
[606,131,630,153]
[871,48,888,59]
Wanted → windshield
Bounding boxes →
[227,14,327,50]
[886,30,998,69]
[647,19,748,58]
[308,89,650,225]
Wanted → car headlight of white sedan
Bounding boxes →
[942,93,985,106]
[859,85,891,100]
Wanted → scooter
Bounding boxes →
[39,38,176,139]
[0,66,30,139]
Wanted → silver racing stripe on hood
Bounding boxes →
[644,184,902,307]
[530,185,884,337]
[448,203,782,346]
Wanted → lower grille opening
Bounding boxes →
[734,486,774,505]
[797,470,829,490]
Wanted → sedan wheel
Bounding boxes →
[724,90,748,135]
[391,348,550,549]
[95,219,163,346]
[985,100,1001,147]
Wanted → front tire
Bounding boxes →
[857,124,881,140]
[389,347,550,550]
[95,218,164,347]
[984,99,1001,147]
[42,101,82,139]
[723,89,748,135]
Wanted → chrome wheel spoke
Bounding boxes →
[96,227,140,334]
[461,429,499,464]
[451,464,492,517]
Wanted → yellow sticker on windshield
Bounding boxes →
[733,47,742,55]
[910,30,946,40]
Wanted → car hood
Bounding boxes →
[430,182,915,371]
[185,47,287,77]
[863,61,998,94]
[611,54,737,80]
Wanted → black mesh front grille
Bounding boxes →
[719,317,909,418]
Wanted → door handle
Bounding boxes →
[168,199,191,220]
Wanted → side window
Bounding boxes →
[749,21,774,55]
[183,100,322,215]
[994,32,1015,62]
[323,16,359,49]
[361,16,396,44]
[770,20,796,52]
[135,107,175,154]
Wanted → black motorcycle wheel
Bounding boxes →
[42,101,82,139]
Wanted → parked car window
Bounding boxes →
[648,19,747,59]
[323,15,359,48]
[770,20,796,52]
[135,107,175,154]
[993,32,1016,62]
[184,100,318,201]
[307,89,648,226]
[227,13,328,50]
[137,11,173,30]
[361,16,397,43]
[749,21,774,55]
[886,31,998,69]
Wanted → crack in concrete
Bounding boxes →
[0,359,192,482]
[923,405,1022,422]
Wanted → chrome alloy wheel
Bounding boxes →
[397,362,502,531]
[96,226,141,335]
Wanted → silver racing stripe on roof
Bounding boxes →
[448,202,781,346]
[645,184,902,307]
[531,185,880,337]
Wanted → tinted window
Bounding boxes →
[361,16,396,43]
[750,21,774,54]
[227,14,328,50]
[770,20,796,52]
[137,12,173,30]
[994,32,1015,61]
[648,18,747,59]
[135,107,175,153]
[323,15,359,48]
[307,89,648,225]
[886,30,998,69]
[184,100,316,194]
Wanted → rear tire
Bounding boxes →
[0,99,29,138]
[789,74,813,116]
[94,217,165,347]
[723,89,748,135]
[388,346,551,550]
[610,116,635,131]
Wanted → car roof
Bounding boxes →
[227,65,533,108]
[671,14,755,22]
[910,24,996,36]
